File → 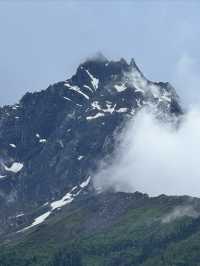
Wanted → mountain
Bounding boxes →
[1,56,200,266]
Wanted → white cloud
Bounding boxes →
[94,107,200,197]
[162,205,199,224]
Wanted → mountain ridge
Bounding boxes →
[0,56,196,266]
[0,56,182,235]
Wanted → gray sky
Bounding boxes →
[0,1,200,106]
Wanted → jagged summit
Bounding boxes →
[72,56,144,93]
[72,55,171,93]
[68,56,181,115]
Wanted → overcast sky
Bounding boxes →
[0,1,200,106]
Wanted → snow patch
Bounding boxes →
[39,139,47,143]
[85,70,99,90]
[4,162,23,173]
[64,82,71,88]
[16,213,24,218]
[80,176,91,188]
[63,96,73,101]
[36,134,47,143]
[114,84,127,92]
[84,85,93,93]
[12,105,20,110]
[18,177,91,232]
[64,84,90,100]
[19,211,51,232]
[63,96,82,107]
[91,101,102,111]
[86,113,105,120]
[9,144,16,148]
[116,108,128,113]
[104,103,116,114]
[91,101,116,114]
[51,192,74,210]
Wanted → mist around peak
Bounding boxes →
[94,106,200,197]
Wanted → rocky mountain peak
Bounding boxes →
[0,56,182,237]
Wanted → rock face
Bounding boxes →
[0,56,182,236]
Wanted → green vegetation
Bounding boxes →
[0,193,200,265]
